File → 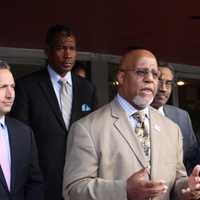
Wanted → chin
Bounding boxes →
[133,95,153,108]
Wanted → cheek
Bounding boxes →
[0,94,5,101]
[50,51,63,60]
[54,53,63,60]
[72,51,76,58]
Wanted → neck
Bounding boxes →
[131,102,147,110]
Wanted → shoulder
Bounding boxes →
[16,68,48,85]
[150,106,180,128]
[164,104,188,116]
[72,74,95,91]
[6,116,32,133]
[72,102,111,129]
[79,102,110,121]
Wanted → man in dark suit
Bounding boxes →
[0,61,43,200]
[151,64,199,174]
[10,25,97,200]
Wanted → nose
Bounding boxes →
[6,87,14,98]
[144,71,154,82]
[159,81,167,91]
[64,48,71,58]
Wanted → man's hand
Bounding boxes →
[127,168,168,200]
[182,165,200,199]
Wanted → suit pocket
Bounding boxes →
[160,162,177,185]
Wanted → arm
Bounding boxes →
[63,122,127,200]
[184,111,199,173]
[171,127,189,200]
[91,83,98,110]
[24,130,44,200]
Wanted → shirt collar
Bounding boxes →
[158,106,165,116]
[117,94,149,118]
[47,65,72,87]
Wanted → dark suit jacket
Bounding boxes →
[10,68,97,200]
[163,104,199,174]
[0,117,43,200]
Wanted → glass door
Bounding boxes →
[175,72,200,142]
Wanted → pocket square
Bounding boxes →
[81,104,91,112]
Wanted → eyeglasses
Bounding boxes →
[120,68,160,80]
[159,79,174,88]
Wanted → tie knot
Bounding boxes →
[132,111,145,123]
[59,78,67,86]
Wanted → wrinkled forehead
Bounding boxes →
[134,57,158,69]
[121,55,158,70]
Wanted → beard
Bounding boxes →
[132,95,154,109]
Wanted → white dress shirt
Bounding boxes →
[47,65,73,108]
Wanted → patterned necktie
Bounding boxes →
[132,111,151,166]
[59,79,72,130]
[0,129,10,190]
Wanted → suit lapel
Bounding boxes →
[69,75,79,125]
[111,100,147,168]
[0,117,18,193]
[149,108,162,179]
[38,69,67,131]
[163,105,174,121]
[0,166,8,192]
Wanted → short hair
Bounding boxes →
[0,61,11,70]
[158,63,175,76]
[46,24,75,47]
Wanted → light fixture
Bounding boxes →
[176,80,185,86]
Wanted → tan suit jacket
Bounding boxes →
[63,99,188,200]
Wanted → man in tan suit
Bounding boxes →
[63,49,200,200]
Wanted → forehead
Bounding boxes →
[122,55,158,70]
[159,67,173,79]
[53,34,76,46]
[0,69,14,84]
[135,57,157,68]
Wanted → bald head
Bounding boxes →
[120,49,158,70]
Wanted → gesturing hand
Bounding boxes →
[182,165,200,199]
[127,168,168,200]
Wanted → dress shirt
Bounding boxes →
[47,65,73,108]
[0,116,11,164]
[116,94,149,132]
[158,106,165,116]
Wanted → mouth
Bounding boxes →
[3,102,13,106]
[63,60,73,67]
[140,88,154,95]
[156,94,168,101]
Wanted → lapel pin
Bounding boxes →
[154,124,160,132]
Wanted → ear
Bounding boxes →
[44,45,50,56]
[116,70,125,85]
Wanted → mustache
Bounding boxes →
[156,91,169,98]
